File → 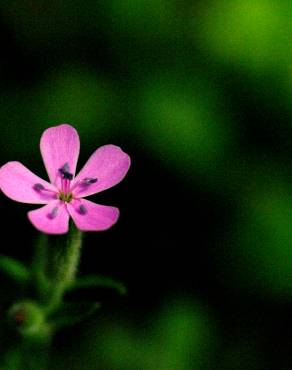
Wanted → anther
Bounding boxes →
[59,163,70,173]
[63,171,73,180]
[79,204,87,215]
[59,163,73,180]
[33,183,45,191]
[48,207,58,219]
[83,177,98,185]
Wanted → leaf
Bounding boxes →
[68,275,127,296]
[50,302,101,329]
[0,256,30,284]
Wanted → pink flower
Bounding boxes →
[0,124,131,234]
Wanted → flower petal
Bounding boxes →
[0,161,58,204]
[71,145,130,198]
[40,124,80,188]
[28,201,70,234]
[67,199,119,231]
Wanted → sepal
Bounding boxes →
[8,300,48,339]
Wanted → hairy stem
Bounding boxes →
[46,224,83,312]
[19,224,84,369]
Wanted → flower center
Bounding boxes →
[58,192,73,202]
[32,162,99,204]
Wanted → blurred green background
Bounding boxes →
[0,0,291,369]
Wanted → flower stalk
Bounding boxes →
[8,225,83,370]
[46,224,83,312]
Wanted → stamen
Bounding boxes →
[63,172,73,180]
[83,177,98,184]
[33,183,57,198]
[59,163,73,195]
[48,207,58,219]
[79,204,87,215]
[59,163,73,180]
[33,183,45,191]
[59,163,70,173]
[70,177,98,192]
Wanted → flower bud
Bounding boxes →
[8,301,46,337]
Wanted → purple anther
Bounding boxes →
[63,171,73,180]
[33,183,45,191]
[79,204,87,215]
[83,177,98,185]
[59,163,73,180]
[48,206,58,219]
[59,163,70,173]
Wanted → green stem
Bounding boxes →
[21,327,51,370]
[32,224,83,312]
[9,225,83,370]
[46,224,83,312]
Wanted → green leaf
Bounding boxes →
[68,275,127,296]
[0,256,30,284]
[50,302,101,329]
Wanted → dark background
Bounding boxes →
[0,1,291,369]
